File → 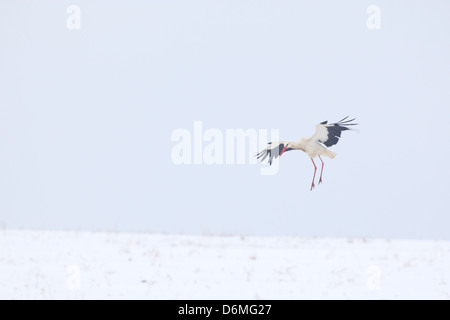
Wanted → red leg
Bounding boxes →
[318,155,324,185]
[310,158,317,191]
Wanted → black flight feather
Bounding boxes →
[319,116,358,147]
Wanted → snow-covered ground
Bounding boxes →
[0,229,449,299]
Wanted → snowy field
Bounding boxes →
[0,229,449,300]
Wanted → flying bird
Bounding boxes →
[256,116,358,190]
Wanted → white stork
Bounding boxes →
[256,116,358,190]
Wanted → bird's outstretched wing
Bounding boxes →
[256,141,286,166]
[311,116,358,147]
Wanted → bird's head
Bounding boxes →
[280,143,293,156]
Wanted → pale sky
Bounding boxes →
[1,1,450,239]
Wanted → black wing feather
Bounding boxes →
[256,143,285,166]
[319,116,358,147]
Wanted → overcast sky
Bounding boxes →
[1,1,449,239]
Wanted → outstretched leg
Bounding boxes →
[318,155,324,185]
[310,158,317,191]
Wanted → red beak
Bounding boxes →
[280,146,287,156]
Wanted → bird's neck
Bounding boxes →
[291,139,306,151]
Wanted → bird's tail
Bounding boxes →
[323,149,336,159]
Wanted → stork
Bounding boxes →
[256,116,358,190]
